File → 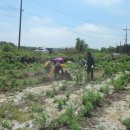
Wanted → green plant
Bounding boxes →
[0,79,8,92]
[25,92,39,102]
[31,104,43,113]
[60,81,68,91]
[46,89,55,98]
[70,119,81,130]
[113,74,129,92]
[1,120,12,129]
[75,72,83,84]
[49,106,80,129]
[82,90,102,107]
[98,126,105,130]
[10,79,20,91]
[122,117,130,130]
[65,91,70,100]
[54,97,67,111]
[99,85,109,94]
[37,112,47,129]
[82,101,93,117]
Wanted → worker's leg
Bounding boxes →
[91,68,94,80]
[87,67,91,80]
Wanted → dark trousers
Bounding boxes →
[87,67,94,80]
[54,68,63,79]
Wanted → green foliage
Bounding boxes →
[69,119,81,130]
[122,117,130,130]
[113,74,129,92]
[46,89,55,98]
[1,120,12,129]
[75,37,88,53]
[31,104,43,113]
[0,102,31,122]
[103,64,118,76]
[25,92,39,102]
[59,81,68,91]
[76,72,83,84]
[10,79,20,91]
[2,43,15,52]
[98,126,105,130]
[82,90,102,107]
[0,79,8,92]
[82,101,93,117]
[49,106,80,129]
[65,91,70,100]
[54,97,67,110]
[99,85,109,94]
[36,112,47,128]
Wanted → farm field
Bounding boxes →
[0,43,130,130]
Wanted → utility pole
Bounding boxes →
[18,0,23,49]
[123,26,130,45]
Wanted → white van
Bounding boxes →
[34,48,48,53]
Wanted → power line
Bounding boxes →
[0,0,89,43]
[43,0,90,21]
[0,0,19,10]
[0,13,19,18]
[31,0,89,23]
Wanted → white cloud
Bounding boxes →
[29,16,55,26]
[74,23,123,48]
[84,0,124,7]
[0,17,124,49]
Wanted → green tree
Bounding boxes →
[75,38,88,53]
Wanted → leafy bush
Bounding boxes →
[36,112,47,129]
[54,97,67,111]
[0,79,8,92]
[82,101,93,117]
[113,74,129,92]
[122,117,130,130]
[49,106,80,129]
[1,120,12,129]
[82,90,102,107]
[99,85,109,94]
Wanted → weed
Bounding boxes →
[31,104,43,113]
[1,120,12,129]
[98,126,105,130]
[113,74,129,92]
[25,92,39,102]
[122,117,130,130]
[82,90,102,107]
[49,106,80,129]
[36,112,47,129]
[46,89,55,98]
[54,97,67,111]
[99,85,109,94]
[65,91,70,100]
[70,119,81,130]
[82,101,93,117]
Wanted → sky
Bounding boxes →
[0,0,130,49]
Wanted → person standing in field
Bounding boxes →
[86,52,94,80]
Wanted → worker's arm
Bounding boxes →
[48,67,55,77]
[61,64,66,68]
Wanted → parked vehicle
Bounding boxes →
[34,48,48,53]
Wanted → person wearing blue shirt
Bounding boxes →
[86,52,94,80]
